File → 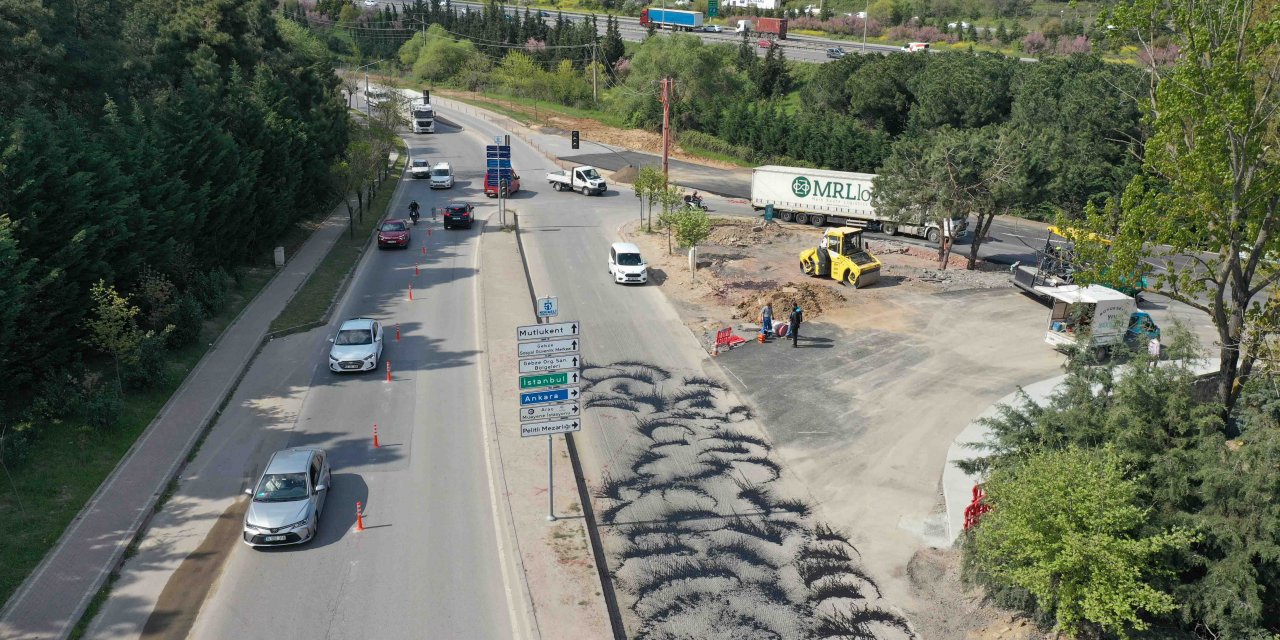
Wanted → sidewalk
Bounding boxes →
[476,219,614,639]
[0,188,378,640]
[941,357,1221,543]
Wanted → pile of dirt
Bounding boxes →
[733,282,847,321]
[705,219,799,247]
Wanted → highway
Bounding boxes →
[85,117,515,639]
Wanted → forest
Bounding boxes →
[0,0,349,454]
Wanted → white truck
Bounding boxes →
[751,165,966,244]
[547,165,608,195]
[408,98,434,133]
[1036,284,1160,359]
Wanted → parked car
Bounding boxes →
[441,202,475,229]
[408,157,432,179]
[758,38,775,48]
[328,318,384,373]
[703,24,723,32]
[826,47,846,58]
[243,448,331,547]
[902,41,930,52]
[429,162,454,189]
[363,0,378,6]
[377,219,410,249]
[483,171,520,197]
[608,242,649,285]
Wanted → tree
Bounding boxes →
[971,447,1192,637]
[602,15,625,68]
[673,206,711,249]
[634,166,665,231]
[1082,0,1280,416]
[874,124,1022,269]
[84,280,145,389]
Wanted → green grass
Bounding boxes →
[269,153,405,333]
[438,88,631,130]
[675,142,755,168]
[0,266,275,612]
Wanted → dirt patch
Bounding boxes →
[435,89,744,170]
[904,548,1050,640]
[733,283,847,321]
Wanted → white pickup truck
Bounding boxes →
[547,166,607,196]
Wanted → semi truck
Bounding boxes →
[640,8,704,31]
[734,17,788,39]
[407,98,434,134]
[751,165,966,244]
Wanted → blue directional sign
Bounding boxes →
[520,386,581,406]
[486,168,514,180]
[485,145,511,159]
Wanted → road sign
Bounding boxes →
[486,145,511,159]
[708,0,719,16]
[518,337,578,357]
[519,401,580,422]
[520,386,580,406]
[520,418,582,438]
[537,296,559,318]
[519,371,580,389]
[519,354,580,374]
[518,321,579,341]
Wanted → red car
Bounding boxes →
[483,171,520,198]
[441,202,475,230]
[758,38,774,48]
[377,219,410,248]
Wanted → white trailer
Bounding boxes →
[1035,284,1160,359]
[750,165,966,244]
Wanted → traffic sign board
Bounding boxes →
[520,418,582,438]
[485,145,511,159]
[519,401,580,422]
[519,371,579,389]
[520,386,580,406]
[519,354,579,374]
[518,321,579,341]
[486,158,512,169]
[518,337,578,357]
[537,296,558,318]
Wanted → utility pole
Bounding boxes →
[660,77,671,182]
[862,0,869,49]
[591,46,599,105]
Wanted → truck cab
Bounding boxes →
[410,101,434,133]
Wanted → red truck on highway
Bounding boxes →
[734,17,788,39]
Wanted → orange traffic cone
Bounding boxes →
[415,263,420,276]
[385,361,391,383]
[408,283,413,301]
[356,502,365,531]
[373,424,380,448]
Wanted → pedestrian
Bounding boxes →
[760,302,774,340]
[1148,336,1161,368]
[789,304,803,348]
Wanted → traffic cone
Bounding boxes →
[408,283,413,301]
[758,332,766,344]
[415,263,420,276]
[396,324,401,341]
[356,502,365,531]
[373,424,380,448]
[420,245,426,256]
[386,361,391,383]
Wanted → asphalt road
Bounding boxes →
[86,116,514,639]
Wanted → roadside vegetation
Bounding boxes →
[0,0,350,606]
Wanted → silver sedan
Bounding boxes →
[242,448,331,547]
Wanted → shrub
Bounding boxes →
[0,421,35,465]
[82,384,123,431]
[189,267,233,315]
[164,293,205,349]
[123,330,173,390]
[1021,31,1048,56]
[677,130,755,163]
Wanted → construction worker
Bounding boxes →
[789,305,803,347]
[759,302,774,341]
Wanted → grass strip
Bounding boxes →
[270,153,405,334]
[0,266,275,611]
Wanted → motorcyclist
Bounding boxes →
[409,200,421,225]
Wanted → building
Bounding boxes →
[725,0,779,10]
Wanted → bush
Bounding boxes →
[82,385,123,431]
[0,421,35,466]
[164,293,205,349]
[677,130,755,163]
[189,268,233,315]
[123,330,173,390]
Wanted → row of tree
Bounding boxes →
[0,1,349,455]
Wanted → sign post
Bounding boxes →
[516,320,582,522]
[486,143,512,227]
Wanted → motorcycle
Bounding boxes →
[409,208,420,225]
[683,195,709,212]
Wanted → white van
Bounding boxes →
[608,242,648,285]
[429,162,453,189]
[902,41,931,53]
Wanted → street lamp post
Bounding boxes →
[862,0,869,49]
[350,60,383,116]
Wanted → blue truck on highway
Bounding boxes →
[639,8,704,31]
